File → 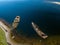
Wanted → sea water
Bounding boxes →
[0,0,60,38]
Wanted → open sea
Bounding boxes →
[0,0,60,38]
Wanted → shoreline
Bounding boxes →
[0,20,34,45]
[0,19,60,45]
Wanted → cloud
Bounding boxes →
[50,1,60,5]
[45,1,60,5]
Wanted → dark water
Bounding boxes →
[0,0,60,38]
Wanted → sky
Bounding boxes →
[0,0,28,1]
[0,0,60,5]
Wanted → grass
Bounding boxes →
[0,28,60,45]
[0,28,7,45]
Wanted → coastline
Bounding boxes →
[0,19,60,45]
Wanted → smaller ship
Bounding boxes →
[12,16,20,29]
[0,16,20,45]
[32,22,48,39]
